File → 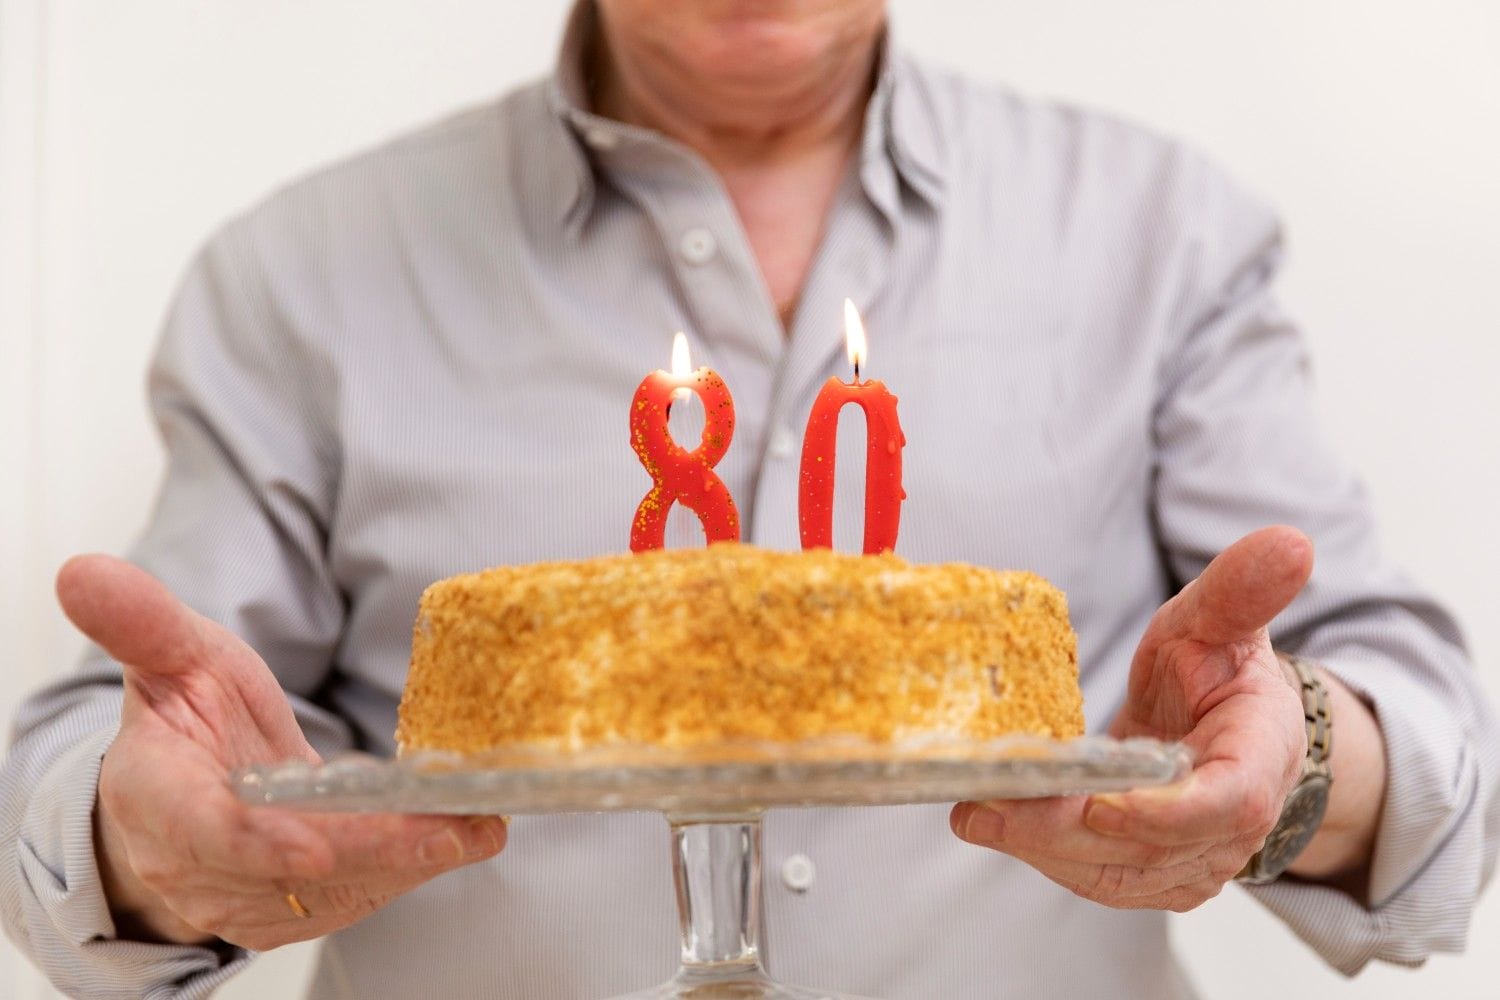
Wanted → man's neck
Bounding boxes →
[588,17,878,174]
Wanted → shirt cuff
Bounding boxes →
[1243,653,1484,974]
[15,728,253,999]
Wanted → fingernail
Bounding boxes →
[417,827,466,865]
[1084,799,1126,835]
[959,805,1006,845]
[470,817,505,855]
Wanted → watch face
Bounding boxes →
[1259,776,1332,877]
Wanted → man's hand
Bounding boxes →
[58,555,507,951]
[950,526,1314,911]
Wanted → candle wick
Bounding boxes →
[854,359,861,383]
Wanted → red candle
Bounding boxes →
[799,300,906,554]
[630,332,741,552]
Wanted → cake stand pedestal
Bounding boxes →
[234,736,1191,1000]
[610,814,870,1000]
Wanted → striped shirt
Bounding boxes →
[4,3,1496,997]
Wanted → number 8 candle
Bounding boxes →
[630,332,741,552]
[798,299,907,554]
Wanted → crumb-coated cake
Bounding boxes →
[395,544,1084,754]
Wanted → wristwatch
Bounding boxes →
[1236,655,1333,884]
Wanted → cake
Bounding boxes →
[395,544,1083,754]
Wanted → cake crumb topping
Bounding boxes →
[396,544,1083,754]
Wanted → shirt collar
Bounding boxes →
[543,0,947,236]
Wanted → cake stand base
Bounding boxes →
[607,972,873,999]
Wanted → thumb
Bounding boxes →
[55,555,310,760]
[56,554,244,678]
[1168,526,1315,646]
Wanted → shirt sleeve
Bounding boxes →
[1149,156,1500,974]
[0,221,357,998]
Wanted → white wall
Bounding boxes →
[1,1,1495,998]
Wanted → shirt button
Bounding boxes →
[679,227,717,265]
[768,425,797,461]
[781,853,815,892]
[584,127,618,150]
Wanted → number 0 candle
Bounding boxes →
[630,332,741,552]
[798,300,907,554]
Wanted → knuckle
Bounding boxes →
[320,882,389,919]
[181,898,237,937]
[1135,842,1177,869]
[401,838,437,872]
[97,772,129,816]
[1166,891,1204,914]
[131,855,180,893]
[320,882,358,913]
[1168,881,1223,913]
[1208,851,1245,882]
[357,887,391,917]
[1054,875,1101,905]
[373,830,420,872]
[1089,864,1135,899]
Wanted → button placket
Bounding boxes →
[750,188,894,550]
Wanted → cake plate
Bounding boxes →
[234,735,1192,999]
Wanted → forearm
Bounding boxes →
[1284,663,1386,891]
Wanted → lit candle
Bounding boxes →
[630,332,741,552]
[798,300,907,554]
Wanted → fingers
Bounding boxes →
[950,797,1207,869]
[1082,761,1282,847]
[951,755,1284,912]
[1165,526,1314,646]
[230,814,504,950]
[1043,871,1229,913]
[219,815,507,947]
[1010,851,1231,901]
[950,794,1259,913]
[954,761,1281,860]
[297,812,508,879]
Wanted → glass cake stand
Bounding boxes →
[234,736,1191,999]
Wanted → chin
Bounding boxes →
[613,0,883,85]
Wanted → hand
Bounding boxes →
[950,526,1314,911]
[58,555,508,951]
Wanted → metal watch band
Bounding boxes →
[1290,654,1333,768]
[1235,654,1334,884]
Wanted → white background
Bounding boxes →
[2,1,1496,997]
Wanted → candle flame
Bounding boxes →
[844,298,867,379]
[670,331,693,404]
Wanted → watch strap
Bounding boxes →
[1293,654,1333,769]
[1235,654,1334,884]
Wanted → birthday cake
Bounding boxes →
[395,544,1084,754]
